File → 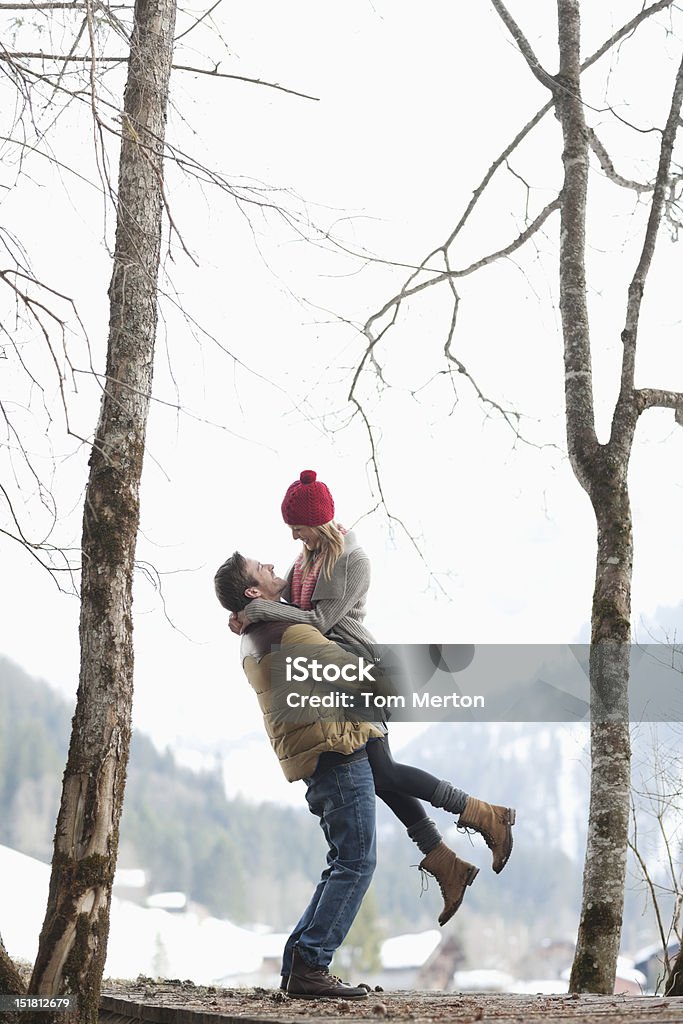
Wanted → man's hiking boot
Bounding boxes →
[419,842,479,926]
[286,946,368,999]
[458,797,516,873]
[280,965,372,994]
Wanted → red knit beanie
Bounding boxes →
[281,470,335,526]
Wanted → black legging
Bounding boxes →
[367,734,440,829]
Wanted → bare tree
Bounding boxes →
[0,2,326,1013]
[18,0,177,1015]
[352,0,683,994]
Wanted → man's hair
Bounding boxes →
[214,551,257,613]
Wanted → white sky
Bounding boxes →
[1,1,682,789]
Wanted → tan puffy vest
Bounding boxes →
[242,623,384,782]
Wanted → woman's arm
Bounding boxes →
[242,552,369,633]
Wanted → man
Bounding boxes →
[214,552,383,1000]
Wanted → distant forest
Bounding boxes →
[0,656,324,926]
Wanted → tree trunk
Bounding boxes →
[665,944,683,995]
[552,0,633,991]
[0,932,26,995]
[569,471,633,993]
[28,0,176,1018]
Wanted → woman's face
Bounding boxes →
[290,525,319,550]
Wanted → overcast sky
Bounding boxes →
[1,1,682,793]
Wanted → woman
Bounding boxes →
[236,470,516,925]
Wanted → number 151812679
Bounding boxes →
[0,996,77,1012]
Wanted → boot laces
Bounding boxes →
[457,823,493,850]
[307,964,331,978]
[295,956,347,985]
[320,966,346,985]
[417,864,448,902]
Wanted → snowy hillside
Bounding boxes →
[0,844,267,984]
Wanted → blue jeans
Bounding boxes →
[281,755,377,977]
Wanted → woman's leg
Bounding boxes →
[375,788,441,853]
[368,735,516,873]
[367,734,469,812]
[368,741,478,925]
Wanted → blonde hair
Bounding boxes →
[300,522,345,580]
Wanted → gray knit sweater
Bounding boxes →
[242,530,377,657]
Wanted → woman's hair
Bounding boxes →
[300,522,344,580]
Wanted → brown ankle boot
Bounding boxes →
[286,946,368,1000]
[458,797,516,873]
[419,842,479,926]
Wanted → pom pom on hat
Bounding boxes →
[281,470,335,526]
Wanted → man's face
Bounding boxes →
[243,559,287,602]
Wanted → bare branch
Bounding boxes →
[74,368,278,447]
[48,14,88,101]
[587,126,653,192]
[436,0,675,260]
[626,786,671,962]
[636,388,683,422]
[348,196,562,569]
[0,52,320,100]
[581,1,675,73]
[174,0,222,43]
[0,525,79,592]
[453,198,562,277]
[171,63,319,101]
[347,392,451,599]
[490,0,556,90]
[615,50,683,425]
[364,197,560,339]
[0,1,128,5]
[443,296,525,440]
[354,1,675,471]
[628,804,670,974]
[0,51,126,61]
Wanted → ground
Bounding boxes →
[98,977,683,1024]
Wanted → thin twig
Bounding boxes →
[0,53,319,100]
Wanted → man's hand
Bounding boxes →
[228,612,245,636]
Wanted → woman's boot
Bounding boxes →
[419,842,479,926]
[457,797,516,873]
